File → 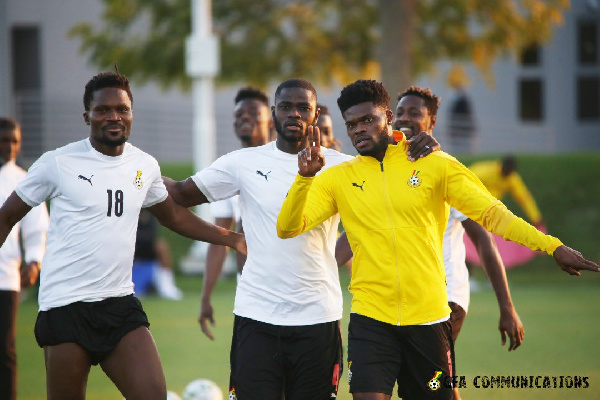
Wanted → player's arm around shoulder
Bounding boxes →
[162,176,208,208]
[148,196,246,255]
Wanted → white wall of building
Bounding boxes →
[1,0,598,164]
[417,0,600,155]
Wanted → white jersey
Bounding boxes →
[15,139,168,311]
[443,207,470,311]
[193,142,353,326]
[211,196,240,222]
[0,161,48,291]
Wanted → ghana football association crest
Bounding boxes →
[133,170,143,190]
[229,388,237,400]
[407,169,422,188]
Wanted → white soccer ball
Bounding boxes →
[125,391,181,400]
[167,390,182,400]
[182,379,223,400]
[409,176,420,185]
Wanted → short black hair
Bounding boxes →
[274,78,317,103]
[501,155,517,176]
[235,87,269,106]
[337,79,390,115]
[0,117,19,132]
[397,86,441,117]
[317,104,330,116]
[83,72,133,111]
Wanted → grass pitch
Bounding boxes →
[14,153,600,399]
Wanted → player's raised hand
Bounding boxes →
[553,245,600,276]
[298,125,325,177]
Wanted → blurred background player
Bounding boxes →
[316,104,342,151]
[200,87,272,340]
[132,209,182,300]
[465,156,546,271]
[469,156,544,228]
[0,117,49,400]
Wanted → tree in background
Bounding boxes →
[69,0,569,94]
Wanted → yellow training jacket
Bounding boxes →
[468,160,542,224]
[277,135,562,326]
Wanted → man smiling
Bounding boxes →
[0,71,246,400]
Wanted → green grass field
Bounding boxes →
[13,154,600,399]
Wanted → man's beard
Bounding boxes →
[273,114,314,144]
[356,126,390,158]
[95,134,128,147]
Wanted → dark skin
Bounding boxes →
[301,99,599,400]
[165,87,321,207]
[200,97,271,340]
[0,127,43,288]
[394,94,524,352]
[0,86,247,400]
[273,87,320,154]
[166,87,322,342]
[462,219,523,350]
[167,89,440,203]
[336,223,524,351]
[392,93,599,274]
[234,98,273,147]
[83,87,133,157]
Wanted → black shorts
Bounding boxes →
[449,302,467,342]
[228,315,343,400]
[347,313,454,400]
[34,294,150,365]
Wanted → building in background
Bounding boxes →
[0,0,598,163]
[416,0,600,154]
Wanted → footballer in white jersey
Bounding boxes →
[16,138,168,310]
[194,141,352,326]
[0,72,246,400]
[201,87,273,341]
[165,79,353,400]
[0,117,48,400]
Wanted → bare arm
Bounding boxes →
[21,262,41,289]
[0,192,32,247]
[235,221,246,273]
[335,231,353,267]
[147,196,246,255]
[200,216,234,340]
[162,176,209,208]
[462,218,524,351]
[154,238,172,269]
[19,201,48,289]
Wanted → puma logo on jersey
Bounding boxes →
[78,174,94,186]
[256,170,271,181]
[352,180,365,191]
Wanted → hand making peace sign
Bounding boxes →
[298,125,326,177]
